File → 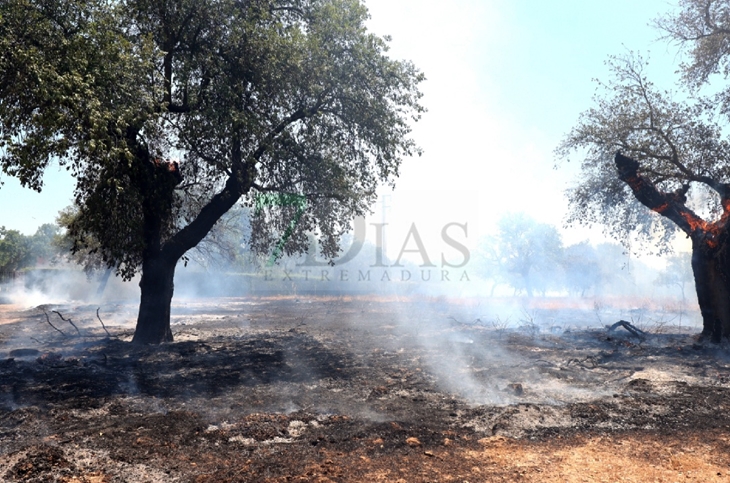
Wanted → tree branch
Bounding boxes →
[163,101,325,261]
[615,151,712,239]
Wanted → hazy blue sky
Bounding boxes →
[0,1,685,256]
[364,0,683,250]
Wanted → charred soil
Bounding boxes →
[1,296,730,482]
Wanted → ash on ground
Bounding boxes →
[1,296,729,482]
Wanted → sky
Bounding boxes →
[0,0,689,258]
[362,0,686,256]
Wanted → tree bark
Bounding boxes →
[131,158,182,345]
[691,234,730,341]
[132,253,176,344]
[131,142,252,344]
[615,152,730,342]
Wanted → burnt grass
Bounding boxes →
[1,296,730,481]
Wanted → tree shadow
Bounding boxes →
[0,332,356,409]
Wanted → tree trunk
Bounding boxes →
[129,141,252,344]
[691,235,730,342]
[132,253,176,344]
[130,157,182,345]
[614,152,730,342]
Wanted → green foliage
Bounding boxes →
[0,228,29,272]
[54,205,109,276]
[556,53,722,250]
[0,224,61,272]
[556,0,730,251]
[27,223,60,264]
[655,0,730,90]
[0,0,424,279]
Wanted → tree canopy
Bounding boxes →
[557,1,730,251]
[0,0,424,343]
[0,0,424,273]
[557,0,730,340]
[0,224,60,272]
[476,213,564,297]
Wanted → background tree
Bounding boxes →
[0,0,423,344]
[477,213,564,297]
[0,224,60,274]
[655,252,694,302]
[557,0,730,341]
[561,241,601,297]
[0,228,30,274]
[28,223,61,265]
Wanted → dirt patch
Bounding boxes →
[1,296,729,481]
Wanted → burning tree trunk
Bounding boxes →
[691,234,730,341]
[615,152,730,341]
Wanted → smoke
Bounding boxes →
[0,212,707,415]
[159,215,705,411]
[0,266,139,308]
[0,264,142,371]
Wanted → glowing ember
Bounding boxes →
[653,202,669,214]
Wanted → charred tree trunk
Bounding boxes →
[691,233,730,341]
[132,158,183,345]
[615,152,730,342]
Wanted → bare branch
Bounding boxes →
[43,310,66,337]
[96,308,111,337]
[53,310,81,337]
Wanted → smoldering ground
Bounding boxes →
[0,261,712,409]
[2,263,730,481]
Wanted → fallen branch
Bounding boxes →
[96,308,111,337]
[52,310,81,337]
[43,310,66,337]
[607,320,647,339]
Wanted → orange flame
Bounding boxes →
[680,212,720,248]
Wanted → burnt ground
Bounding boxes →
[0,295,730,482]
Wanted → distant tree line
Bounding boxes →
[475,213,688,298]
[0,205,256,280]
[0,224,60,275]
[2,209,692,301]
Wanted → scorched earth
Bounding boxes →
[0,295,729,482]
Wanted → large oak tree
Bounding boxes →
[0,0,423,343]
[558,0,730,341]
